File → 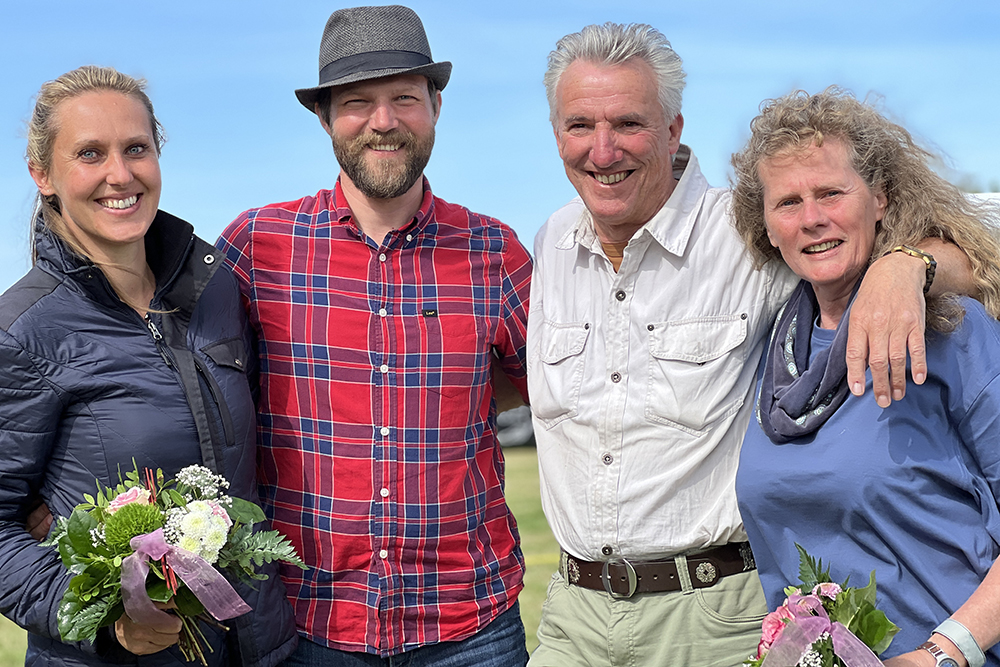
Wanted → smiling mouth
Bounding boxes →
[98,195,139,210]
[369,143,403,152]
[803,240,843,254]
[592,170,633,185]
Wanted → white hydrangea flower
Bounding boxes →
[165,499,232,564]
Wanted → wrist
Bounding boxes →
[927,634,968,667]
[934,617,985,667]
[884,245,937,294]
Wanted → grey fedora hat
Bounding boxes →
[295,5,452,112]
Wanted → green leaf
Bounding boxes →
[174,585,205,617]
[227,497,266,525]
[58,591,120,643]
[146,579,173,603]
[167,489,187,508]
[66,509,97,556]
[795,543,831,589]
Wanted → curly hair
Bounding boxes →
[730,87,1000,331]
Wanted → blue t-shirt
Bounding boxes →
[737,297,1000,663]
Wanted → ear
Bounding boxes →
[314,102,333,136]
[28,163,55,196]
[874,188,888,220]
[667,113,684,155]
[432,90,442,123]
[765,223,780,248]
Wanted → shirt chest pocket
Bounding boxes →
[645,315,749,434]
[531,321,590,429]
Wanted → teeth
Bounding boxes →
[594,172,628,185]
[804,240,842,253]
[371,143,402,151]
[100,195,138,210]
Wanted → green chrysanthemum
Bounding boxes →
[104,503,163,552]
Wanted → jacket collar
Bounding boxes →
[33,210,218,315]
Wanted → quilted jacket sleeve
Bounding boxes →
[0,327,73,641]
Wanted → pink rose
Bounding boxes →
[811,582,843,599]
[207,500,232,528]
[107,487,151,514]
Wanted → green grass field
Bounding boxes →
[0,446,558,663]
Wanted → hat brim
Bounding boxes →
[295,61,452,113]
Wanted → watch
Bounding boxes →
[918,641,961,666]
[887,244,937,294]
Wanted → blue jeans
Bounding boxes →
[282,601,527,667]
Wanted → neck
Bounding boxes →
[814,288,853,330]
[339,174,424,246]
[63,225,155,314]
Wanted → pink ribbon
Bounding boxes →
[121,528,251,629]
[760,594,883,667]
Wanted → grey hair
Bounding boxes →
[544,22,686,127]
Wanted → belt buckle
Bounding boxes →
[601,558,638,598]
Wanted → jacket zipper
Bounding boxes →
[144,314,175,368]
[194,357,236,449]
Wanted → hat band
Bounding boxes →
[319,50,433,85]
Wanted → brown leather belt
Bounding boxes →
[562,542,757,598]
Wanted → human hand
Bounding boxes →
[114,601,182,655]
[847,252,927,408]
[26,501,53,541]
[491,355,526,413]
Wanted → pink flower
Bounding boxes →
[107,487,151,514]
[812,582,843,599]
[760,603,794,648]
[207,500,232,528]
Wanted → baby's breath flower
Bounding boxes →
[176,465,229,499]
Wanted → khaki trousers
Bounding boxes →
[528,553,767,667]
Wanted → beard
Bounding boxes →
[332,127,434,199]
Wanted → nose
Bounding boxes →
[369,102,399,133]
[800,197,828,230]
[105,152,134,187]
[590,125,623,168]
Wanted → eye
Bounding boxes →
[822,189,842,198]
[127,144,148,156]
[78,148,99,160]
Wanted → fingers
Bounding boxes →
[845,325,870,398]
[25,502,53,541]
[114,608,182,656]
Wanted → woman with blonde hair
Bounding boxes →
[0,65,295,667]
[733,87,1000,667]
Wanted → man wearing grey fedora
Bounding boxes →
[217,5,532,666]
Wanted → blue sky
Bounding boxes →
[1,0,997,292]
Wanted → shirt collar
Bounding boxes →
[557,145,707,258]
[331,176,436,242]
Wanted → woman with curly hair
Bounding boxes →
[733,88,1000,666]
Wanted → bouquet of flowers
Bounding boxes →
[43,464,305,665]
[745,545,899,667]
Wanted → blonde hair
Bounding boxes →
[27,65,165,310]
[731,87,1000,331]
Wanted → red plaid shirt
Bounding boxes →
[217,180,531,656]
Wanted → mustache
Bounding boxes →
[349,129,415,148]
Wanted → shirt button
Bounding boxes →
[602,545,613,556]
[379,253,387,262]
[610,372,621,383]
[379,549,389,559]
[406,234,413,242]
[379,364,389,373]
[378,308,387,317]
[380,427,390,436]
[602,453,613,465]
[615,290,626,301]
[380,488,390,498]
[203,254,216,265]
[647,324,654,331]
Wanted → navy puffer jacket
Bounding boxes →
[0,211,296,667]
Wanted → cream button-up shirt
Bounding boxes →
[527,147,797,561]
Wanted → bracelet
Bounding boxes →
[885,245,937,294]
[934,618,986,667]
